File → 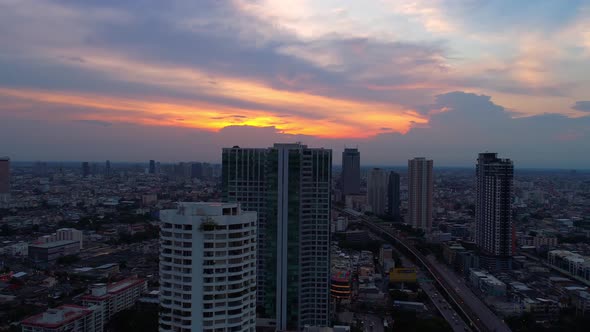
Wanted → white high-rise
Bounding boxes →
[159,202,257,332]
[367,168,389,216]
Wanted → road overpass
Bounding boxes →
[338,208,512,332]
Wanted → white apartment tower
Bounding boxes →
[159,202,257,332]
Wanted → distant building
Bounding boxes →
[475,153,513,271]
[81,162,90,177]
[149,160,156,174]
[36,228,83,250]
[28,240,80,264]
[341,148,360,196]
[548,250,590,284]
[82,278,147,325]
[0,157,9,204]
[408,158,433,233]
[21,304,103,332]
[190,162,202,179]
[387,171,401,220]
[159,202,257,332]
[367,168,388,216]
[105,160,111,177]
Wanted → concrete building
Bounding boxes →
[548,250,590,284]
[0,157,9,204]
[21,304,103,332]
[367,168,388,216]
[341,148,360,196]
[36,228,83,250]
[149,160,156,174]
[81,162,90,178]
[222,144,331,330]
[387,171,401,220]
[469,269,507,297]
[82,277,147,325]
[28,240,80,264]
[408,158,433,232]
[159,202,257,332]
[475,153,514,271]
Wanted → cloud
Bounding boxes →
[74,119,112,127]
[572,101,590,112]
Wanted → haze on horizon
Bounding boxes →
[0,0,589,168]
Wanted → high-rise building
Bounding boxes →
[105,160,111,177]
[475,153,514,269]
[0,157,9,204]
[149,160,156,174]
[81,162,90,178]
[408,158,433,233]
[190,162,203,179]
[388,171,401,220]
[159,202,257,332]
[222,143,331,330]
[367,168,389,216]
[341,148,360,196]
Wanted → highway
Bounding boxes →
[338,208,511,332]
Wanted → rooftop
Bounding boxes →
[21,305,92,328]
[29,240,79,248]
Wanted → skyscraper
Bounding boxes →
[149,160,156,174]
[0,157,9,204]
[475,153,514,270]
[408,158,433,233]
[341,148,360,196]
[367,168,389,216]
[388,171,401,220]
[222,143,331,330]
[81,162,90,178]
[159,202,257,332]
[105,160,111,177]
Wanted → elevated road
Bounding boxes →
[338,208,511,332]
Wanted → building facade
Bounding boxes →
[408,158,433,232]
[21,305,103,332]
[222,144,331,330]
[0,157,9,204]
[387,171,401,220]
[341,148,360,196]
[475,153,514,269]
[159,202,257,332]
[367,168,388,216]
[82,277,147,324]
[28,240,80,264]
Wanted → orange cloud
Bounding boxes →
[0,85,427,139]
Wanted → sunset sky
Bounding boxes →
[1,0,589,167]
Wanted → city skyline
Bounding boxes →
[1,1,589,167]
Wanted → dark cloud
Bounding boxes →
[572,101,590,112]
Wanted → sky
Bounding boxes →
[0,0,589,168]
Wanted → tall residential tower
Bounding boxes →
[0,157,9,205]
[408,158,433,233]
[222,143,331,331]
[367,168,389,216]
[341,148,360,196]
[388,171,401,220]
[159,202,257,332]
[475,153,514,270]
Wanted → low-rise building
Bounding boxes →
[28,240,80,264]
[548,250,590,284]
[81,278,147,324]
[522,297,559,322]
[469,269,506,297]
[21,304,103,332]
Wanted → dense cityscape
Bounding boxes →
[0,147,589,332]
